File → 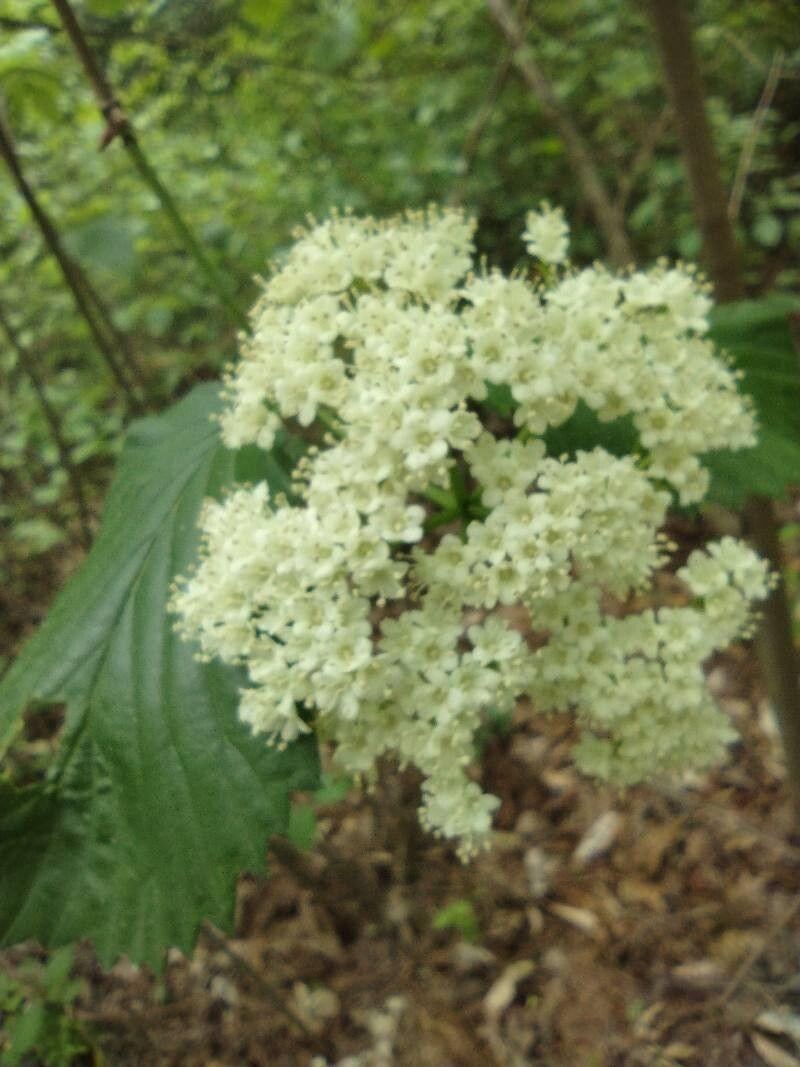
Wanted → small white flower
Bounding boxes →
[523,202,570,264]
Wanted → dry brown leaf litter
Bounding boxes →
[3,524,800,1066]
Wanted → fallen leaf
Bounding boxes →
[514,809,547,837]
[526,906,545,935]
[710,928,762,966]
[758,700,781,741]
[550,903,604,939]
[540,768,577,793]
[632,819,683,876]
[524,846,558,898]
[510,735,549,766]
[618,878,668,911]
[209,974,238,1006]
[483,960,535,1018]
[670,959,725,990]
[487,908,527,944]
[706,665,729,696]
[752,1032,800,1067]
[723,831,761,852]
[632,1001,664,1038]
[663,1043,697,1061]
[451,942,496,974]
[573,811,622,865]
[291,982,339,1032]
[757,1010,800,1046]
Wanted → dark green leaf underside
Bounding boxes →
[706,296,800,506]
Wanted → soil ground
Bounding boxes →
[3,526,800,1067]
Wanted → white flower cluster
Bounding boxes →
[171,205,770,858]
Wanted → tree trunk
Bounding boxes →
[648,0,800,808]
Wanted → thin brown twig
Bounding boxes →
[614,104,672,215]
[485,0,634,268]
[70,262,148,391]
[729,49,785,221]
[0,15,60,31]
[50,0,246,328]
[269,832,382,938]
[0,304,93,547]
[716,895,800,1008]
[717,26,768,76]
[0,103,147,413]
[646,0,744,301]
[200,921,333,1055]
[449,46,516,207]
[659,780,800,862]
[267,832,324,893]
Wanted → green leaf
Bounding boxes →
[0,384,319,970]
[752,214,783,248]
[482,382,515,419]
[41,946,77,1001]
[286,804,317,852]
[705,296,800,506]
[0,972,23,1014]
[312,771,352,806]
[3,1000,46,1065]
[241,0,291,29]
[432,899,480,943]
[543,401,638,460]
[10,518,65,555]
[474,706,512,756]
[64,217,138,282]
[83,0,128,13]
[487,298,800,509]
[703,426,800,508]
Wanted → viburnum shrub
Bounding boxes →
[170,204,772,859]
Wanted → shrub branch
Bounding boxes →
[0,303,93,547]
[0,105,148,414]
[647,0,800,806]
[50,0,247,331]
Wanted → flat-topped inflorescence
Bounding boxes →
[171,204,770,859]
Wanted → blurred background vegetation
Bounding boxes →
[0,0,798,657]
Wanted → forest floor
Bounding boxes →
[3,522,800,1067]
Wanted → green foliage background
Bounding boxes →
[1,0,798,568]
[0,0,799,967]
[0,384,319,968]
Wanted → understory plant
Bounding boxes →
[170,203,772,859]
[0,947,92,1067]
[0,202,781,969]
